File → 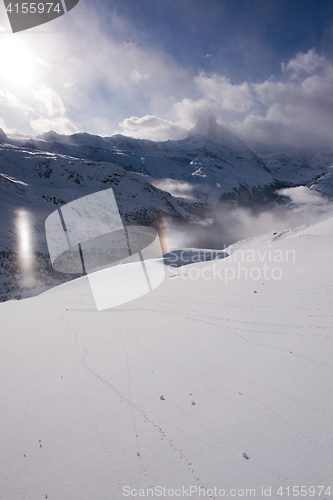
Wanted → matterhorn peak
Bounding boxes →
[187,110,249,151]
[187,109,218,138]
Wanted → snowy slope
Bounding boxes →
[0,212,332,499]
[0,141,210,301]
[310,166,333,198]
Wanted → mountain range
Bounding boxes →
[0,111,332,301]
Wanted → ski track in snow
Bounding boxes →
[63,313,206,492]
[56,277,332,492]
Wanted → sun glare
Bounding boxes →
[0,38,36,86]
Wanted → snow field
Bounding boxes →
[0,214,332,499]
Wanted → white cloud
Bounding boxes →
[278,186,330,206]
[119,99,218,141]
[30,86,78,134]
[34,85,66,116]
[231,50,333,148]
[0,89,21,108]
[30,116,78,135]
[0,82,77,135]
[118,49,333,147]
[130,69,149,84]
[123,41,136,48]
[151,179,196,198]
[282,49,327,76]
[80,46,333,147]
[0,0,333,155]
[0,89,37,134]
[0,2,191,137]
[132,49,329,148]
[195,72,254,112]
[171,98,213,128]
[119,115,187,141]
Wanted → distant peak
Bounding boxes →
[187,109,219,138]
[187,110,248,151]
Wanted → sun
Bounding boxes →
[0,37,36,87]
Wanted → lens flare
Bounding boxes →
[159,217,169,254]
[15,210,33,271]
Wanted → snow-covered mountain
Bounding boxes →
[1,112,333,301]
[253,144,333,187]
[5,113,333,202]
[0,141,214,301]
[310,166,333,197]
[5,112,275,203]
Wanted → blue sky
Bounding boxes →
[1,0,333,147]
[102,0,333,80]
